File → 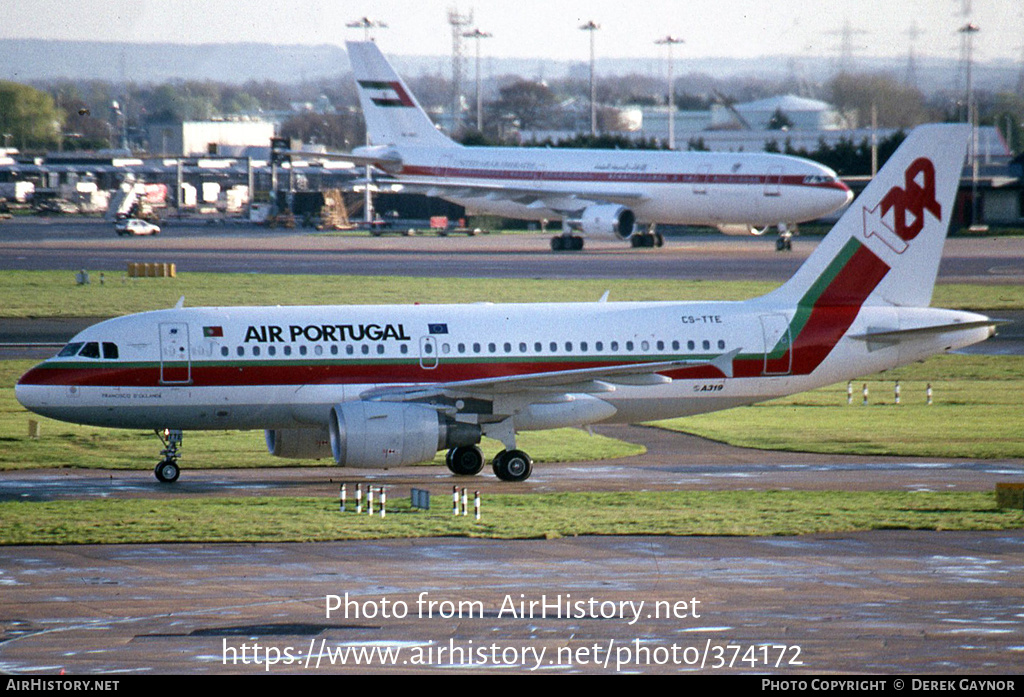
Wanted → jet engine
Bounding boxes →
[328,401,481,468]
[265,428,333,460]
[716,223,768,236]
[567,204,636,240]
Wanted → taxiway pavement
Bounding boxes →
[1,218,1022,675]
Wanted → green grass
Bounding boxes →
[0,360,642,472]
[652,354,1024,459]
[1,490,1019,545]
[2,270,1022,318]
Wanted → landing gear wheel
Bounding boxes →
[447,445,485,476]
[551,235,584,251]
[154,428,183,483]
[492,449,533,482]
[631,233,660,248]
[154,460,180,483]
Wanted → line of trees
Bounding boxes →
[2,68,1021,159]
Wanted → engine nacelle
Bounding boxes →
[265,428,332,460]
[568,204,636,240]
[329,401,481,468]
[716,223,768,236]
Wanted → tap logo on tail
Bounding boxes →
[862,157,941,254]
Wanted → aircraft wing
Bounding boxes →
[360,349,739,408]
[391,177,647,203]
[285,150,404,172]
[284,150,647,209]
[391,177,648,212]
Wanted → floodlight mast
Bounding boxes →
[463,28,493,133]
[580,21,601,136]
[655,35,684,150]
[347,17,389,223]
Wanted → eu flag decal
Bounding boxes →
[428,323,449,335]
[203,326,224,338]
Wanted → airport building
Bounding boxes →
[146,120,277,157]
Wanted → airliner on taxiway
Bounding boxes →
[16,124,993,483]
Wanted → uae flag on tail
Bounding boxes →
[203,326,224,338]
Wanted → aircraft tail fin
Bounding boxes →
[347,41,459,150]
[763,124,970,311]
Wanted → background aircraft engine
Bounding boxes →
[716,223,766,236]
[265,428,332,459]
[329,401,481,468]
[569,204,636,240]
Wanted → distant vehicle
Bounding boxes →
[115,218,160,236]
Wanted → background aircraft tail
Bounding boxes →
[763,124,970,311]
[347,41,459,150]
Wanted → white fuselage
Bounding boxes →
[368,144,853,228]
[15,300,991,434]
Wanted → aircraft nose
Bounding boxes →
[839,180,854,205]
[15,365,51,412]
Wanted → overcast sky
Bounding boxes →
[4,0,1022,63]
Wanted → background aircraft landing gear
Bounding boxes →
[551,235,584,251]
[630,224,663,248]
[630,232,663,248]
[492,449,533,482]
[154,428,182,483]
[446,445,485,476]
[775,224,794,251]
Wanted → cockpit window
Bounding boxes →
[78,342,101,359]
[803,174,837,185]
[58,342,84,357]
[102,342,119,359]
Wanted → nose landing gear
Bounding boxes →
[154,429,182,483]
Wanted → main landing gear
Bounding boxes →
[444,445,534,482]
[630,231,664,248]
[551,234,584,251]
[154,428,182,483]
[775,224,794,252]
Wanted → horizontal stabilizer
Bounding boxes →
[851,320,1000,351]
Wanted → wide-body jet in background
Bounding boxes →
[16,125,995,483]
[339,40,853,251]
